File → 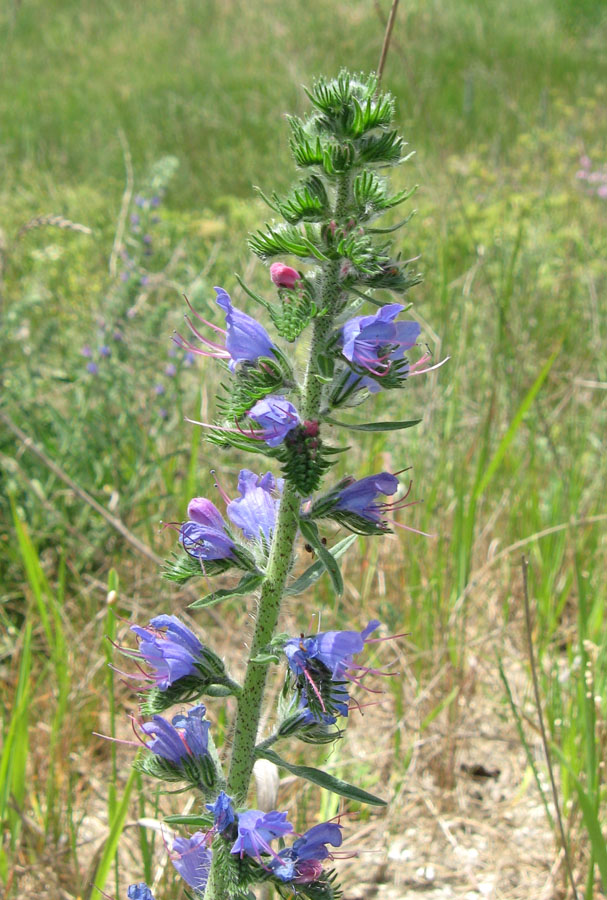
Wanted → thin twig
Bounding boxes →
[109,128,134,279]
[521,555,580,900]
[376,0,400,85]
[0,410,163,567]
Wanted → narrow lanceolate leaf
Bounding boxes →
[285,535,357,596]
[164,813,214,827]
[92,764,138,894]
[325,416,421,432]
[189,572,264,609]
[298,519,343,596]
[256,749,386,807]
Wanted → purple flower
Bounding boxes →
[247,395,300,447]
[130,213,140,227]
[285,621,380,681]
[333,472,399,522]
[143,234,152,245]
[86,362,98,375]
[120,270,130,282]
[231,809,293,860]
[226,470,282,540]
[81,344,92,358]
[130,615,206,689]
[179,497,235,560]
[100,345,111,358]
[127,884,155,900]
[206,791,235,833]
[154,383,165,395]
[113,330,123,342]
[171,832,212,893]
[141,705,209,765]
[165,363,177,377]
[215,288,275,369]
[184,351,195,366]
[269,823,343,883]
[174,288,275,372]
[135,194,146,207]
[341,304,420,392]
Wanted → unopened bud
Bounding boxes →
[270,262,301,290]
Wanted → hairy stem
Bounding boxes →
[205,175,350,898]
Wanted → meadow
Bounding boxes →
[1,1,607,898]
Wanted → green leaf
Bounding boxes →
[325,416,421,432]
[189,572,264,609]
[164,813,214,827]
[298,519,343,596]
[256,748,386,807]
[285,535,357,596]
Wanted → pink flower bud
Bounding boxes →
[270,262,301,290]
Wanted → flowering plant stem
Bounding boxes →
[205,180,349,900]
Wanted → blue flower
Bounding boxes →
[174,288,275,372]
[127,884,155,900]
[269,822,343,883]
[171,832,212,894]
[140,705,210,765]
[284,622,381,721]
[206,790,236,834]
[333,472,399,522]
[130,615,206,690]
[215,287,275,370]
[285,621,380,680]
[340,304,420,392]
[179,497,235,561]
[247,395,300,447]
[231,809,293,860]
[226,470,282,540]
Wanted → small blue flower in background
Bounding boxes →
[247,395,300,447]
[130,614,206,689]
[269,822,343,883]
[206,790,236,834]
[231,809,293,860]
[165,363,177,377]
[179,497,235,561]
[141,704,210,765]
[226,469,282,540]
[127,883,155,900]
[340,303,420,391]
[171,832,212,894]
[86,362,98,375]
[333,472,399,523]
[81,344,92,358]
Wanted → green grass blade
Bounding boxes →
[91,763,138,896]
[475,346,561,499]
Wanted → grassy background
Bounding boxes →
[2,0,607,897]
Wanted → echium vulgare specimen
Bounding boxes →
[106,70,443,900]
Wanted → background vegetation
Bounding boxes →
[2,0,607,897]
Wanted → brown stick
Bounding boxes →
[0,409,163,567]
[376,0,400,85]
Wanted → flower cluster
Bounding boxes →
[576,153,607,199]
[128,797,342,899]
